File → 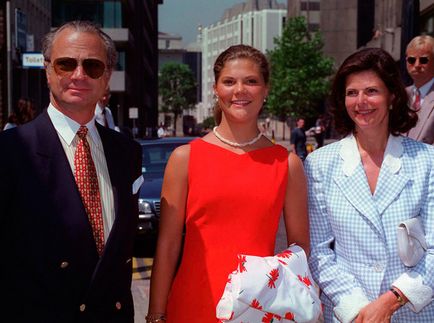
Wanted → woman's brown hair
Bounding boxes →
[330,47,417,136]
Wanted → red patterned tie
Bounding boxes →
[413,89,421,111]
[74,126,105,255]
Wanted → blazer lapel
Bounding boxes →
[334,166,384,237]
[374,168,409,215]
[374,136,409,215]
[32,112,99,256]
[408,83,434,140]
[334,135,384,237]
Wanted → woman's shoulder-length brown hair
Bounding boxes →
[329,47,417,136]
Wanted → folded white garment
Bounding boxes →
[216,245,322,323]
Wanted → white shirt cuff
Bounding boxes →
[393,272,433,312]
[333,287,370,323]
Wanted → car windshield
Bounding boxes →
[141,143,181,177]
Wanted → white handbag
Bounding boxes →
[397,217,427,267]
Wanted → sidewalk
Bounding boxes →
[261,119,337,151]
[272,135,336,153]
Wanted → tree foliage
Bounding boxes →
[202,116,216,129]
[266,16,334,120]
[159,62,197,134]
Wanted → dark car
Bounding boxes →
[134,136,196,257]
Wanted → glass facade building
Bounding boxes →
[52,1,123,28]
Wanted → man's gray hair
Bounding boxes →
[42,20,118,70]
[406,35,434,55]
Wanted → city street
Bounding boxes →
[131,214,288,322]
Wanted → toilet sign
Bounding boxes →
[22,53,44,68]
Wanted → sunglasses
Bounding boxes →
[406,56,430,65]
[47,57,106,79]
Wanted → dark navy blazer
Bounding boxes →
[0,110,142,323]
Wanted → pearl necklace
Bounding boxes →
[213,126,263,148]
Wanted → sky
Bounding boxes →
[159,0,286,46]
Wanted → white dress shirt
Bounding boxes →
[95,103,119,131]
[47,104,115,241]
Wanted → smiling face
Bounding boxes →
[45,28,111,122]
[213,58,268,124]
[344,70,393,135]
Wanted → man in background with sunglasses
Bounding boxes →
[406,35,434,144]
[0,21,143,323]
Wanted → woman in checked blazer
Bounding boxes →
[305,48,434,322]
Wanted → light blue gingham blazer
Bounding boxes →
[305,134,434,322]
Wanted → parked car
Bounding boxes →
[134,136,196,257]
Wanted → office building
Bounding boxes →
[287,0,320,31]
[201,0,286,118]
[286,1,433,68]
[0,0,51,128]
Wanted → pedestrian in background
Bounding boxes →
[0,20,142,322]
[157,122,167,138]
[290,117,308,161]
[3,97,35,130]
[95,87,119,131]
[305,47,434,322]
[314,114,326,148]
[405,35,434,144]
[147,44,309,323]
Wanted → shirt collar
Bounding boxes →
[95,102,104,115]
[47,103,99,146]
[414,77,434,98]
[339,133,403,176]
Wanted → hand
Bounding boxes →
[355,292,401,323]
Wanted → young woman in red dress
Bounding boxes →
[146,44,309,323]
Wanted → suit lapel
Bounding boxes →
[32,112,99,257]
[374,167,409,216]
[408,83,434,140]
[333,135,407,237]
[334,166,384,237]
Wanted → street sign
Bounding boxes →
[129,107,139,119]
[15,9,27,52]
[22,53,44,68]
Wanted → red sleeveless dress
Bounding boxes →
[166,139,288,322]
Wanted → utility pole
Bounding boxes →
[6,1,12,116]
[400,0,420,86]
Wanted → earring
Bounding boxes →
[389,104,393,110]
[263,97,267,103]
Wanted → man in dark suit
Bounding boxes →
[406,35,434,144]
[0,21,143,323]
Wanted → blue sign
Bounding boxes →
[15,9,27,52]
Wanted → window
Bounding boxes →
[300,1,320,11]
[52,1,123,28]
